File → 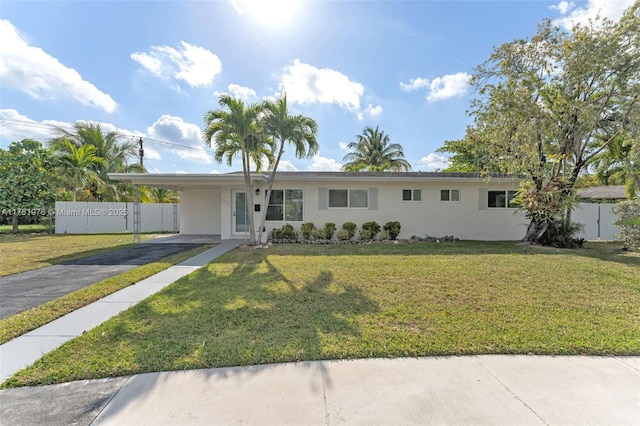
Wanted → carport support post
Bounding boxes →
[133,186,141,243]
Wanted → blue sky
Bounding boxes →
[0,0,634,173]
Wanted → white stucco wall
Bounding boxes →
[255,180,528,241]
[179,187,221,235]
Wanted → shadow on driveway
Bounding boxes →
[0,244,205,319]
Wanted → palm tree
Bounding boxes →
[202,94,274,244]
[141,187,180,203]
[54,139,106,201]
[342,126,411,172]
[592,133,639,199]
[257,94,319,242]
[51,122,145,201]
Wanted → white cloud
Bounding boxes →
[276,160,299,171]
[0,109,70,145]
[552,0,635,29]
[400,73,470,101]
[0,20,117,113]
[551,1,575,14]
[400,77,430,92]
[280,59,364,112]
[132,41,222,88]
[338,142,349,150]
[418,153,450,171]
[359,104,383,121]
[214,84,257,102]
[307,155,343,171]
[427,73,471,101]
[147,115,212,164]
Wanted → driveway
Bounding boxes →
[0,243,206,319]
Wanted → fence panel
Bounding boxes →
[573,203,619,241]
[54,201,179,234]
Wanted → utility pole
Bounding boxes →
[138,137,144,168]
[134,137,143,244]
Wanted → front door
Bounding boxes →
[233,191,249,234]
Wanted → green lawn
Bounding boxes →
[3,241,639,388]
[0,233,146,276]
[0,245,213,345]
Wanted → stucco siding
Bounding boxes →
[257,180,527,241]
[179,187,221,235]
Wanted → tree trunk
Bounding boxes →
[522,218,548,244]
[12,214,19,234]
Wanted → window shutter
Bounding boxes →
[318,187,328,210]
[368,187,378,210]
[478,189,488,210]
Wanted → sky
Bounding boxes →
[0,0,635,174]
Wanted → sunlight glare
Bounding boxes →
[235,0,301,27]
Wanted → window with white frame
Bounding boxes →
[440,189,460,202]
[266,189,304,221]
[402,189,422,201]
[329,189,368,208]
[488,190,517,208]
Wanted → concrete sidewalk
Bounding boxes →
[0,240,242,383]
[1,355,639,425]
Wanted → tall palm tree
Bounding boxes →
[342,126,411,172]
[202,94,274,244]
[51,122,145,201]
[54,139,106,201]
[257,94,319,242]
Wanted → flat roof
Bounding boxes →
[108,171,521,190]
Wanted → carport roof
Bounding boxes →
[108,171,521,190]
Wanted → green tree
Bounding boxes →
[141,187,180,203]
[51,122,144,201]
[436,137,508,173]
[592,133,640,199]
[202,94,274,245]
[0,139,58,233]
[257,94,319,243]
[465,4,640,245]
[342,126,411,172]
[53,139,106,202]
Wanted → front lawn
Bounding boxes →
[4,241,639,387]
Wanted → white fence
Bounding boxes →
[54,201,179,234]
[572,202,619,241]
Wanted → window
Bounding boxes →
[403,189,422,201]
[440,189,460,202]
[488,190,517,208]
[266,189,303,221]
[329,189,368,208]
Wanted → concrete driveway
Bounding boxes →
[0,243,206,319]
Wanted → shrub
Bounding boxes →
[280,223,299,241]
[342,222,357,239]
[383,221,401,240]
[312,228,326,240]
[301,222,316,240]
[361,221,381,240]
[324,222,336,240]
[612,200,640,250]
[336,229,350,241]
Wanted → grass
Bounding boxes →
[0,245,212,345]
[0,224,51,234]
[3,241,639,388]
[0,233,150,277]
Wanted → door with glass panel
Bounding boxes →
[233,191,249,234]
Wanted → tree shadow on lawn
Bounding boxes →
[72,249,381,380]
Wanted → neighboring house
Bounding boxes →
[109,171,527,241]
[576,185,629,202]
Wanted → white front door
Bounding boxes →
[233,191,249,234]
